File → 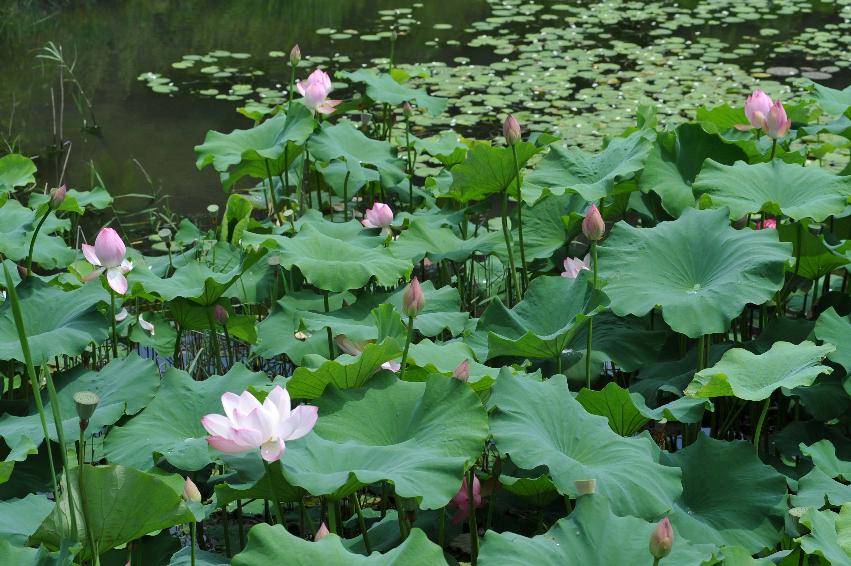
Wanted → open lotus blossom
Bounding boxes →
[755,218,777,230]
[296,69,341,115]
[361,203,394,232]
[763,100,791,139]
[743,89,773,129]
[449,474,482,524]
[138,314,155,336]
[82,227,133,295]
[562,255,591,278]
[201,386,318,462]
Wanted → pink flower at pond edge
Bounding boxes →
[744,89,772,129]
[562,255,591,279]
[755,218,777,230]
[201,386,318,462]
[362,203,394,229]
[582,203,605,241]
[449,474,482,524]
[649,517,674,559]
[763,100,791,139]
[296,68,341,115]
[81,227,133,295]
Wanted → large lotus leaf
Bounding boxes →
[497,192,587,264]
[263,223,412,292]
[339,70,447,116]
[0,354,159,460]
[0,199,74,269]
[777,221,850,280]
[232,525,446,566]
[791,468,851,508]
[104,364,269,471]
[389,218,501,263]
[630,343,735,403]
[286,339,402,400]
[0,154,36,193]
[598,207,791,338]
[33,464,193,559]
[478,495,716,565]
[194,103,314,172]
[0,279,108,365]
[30,186,113,214]
[479,275,599,360]
[413,131,467,166]
[566,311,668,373]
[815,308,851,372]
[693,160,851,223]
[308,121,406,188]
[809,81,851,115]
[523,130,652,203]
[801,440,851,482]
[0,540,60,565]
[129,248,266,305]
[685,341,834,401]
[489,374,682,520]
[214,452,305,507]
[798,506,851,565]
[405,339,498,392]
[169,547,229,566]
[638,123,747,216]
[661,435,787,552]
[282,374,488,508]
[0,494,54,545]
[443,141,540,203]
[576,383,649,436]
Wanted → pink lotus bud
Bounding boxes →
[361,203,394,229]
[763,100,791,139]
[403,101,413,118]
[289,44,301,66]
[449,474,482,524]
[314,522,330,541]
[649,517,674,559]
[755,218,777,230]
[81,227,131,294]
[744,90,772,129]
[402,277,425,318]
[503,114,521,146]
[182,477,202,503]
[50,185,66,209]
[214,304,229,325]
[582,204,605,241]
[452,359,470,382]
[561,255,591,279]
[92,227,126,268]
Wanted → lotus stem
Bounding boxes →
[405,116,414,213]
[327,498,339,534]
[109,289,118,359]
[769,139,777,161]
[438,507,446,548]
[500,187,520,307]
[205,309,223,374]
[352,493,372,553]
[343,170,351,222]
[190,521,197,566]
[264,159,280,223]
[237,500,246,548]
[510,145,528,293]
[467,468,479,566]
[26,208,51,275]
[323,292,334,359]
[696,334,706,372]
[79,425,97,563]
[653,558,660,566]
[585,242,598,388]
[262,459,285,526]
[399,315,415,380]
[44,366,77,536]
[753,395,771,452]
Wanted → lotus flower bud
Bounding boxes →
[649,517,674,560]
[744,90,772,129]
[182,477,202,503]
[402,277,425,318]
[763,100,791,139]
[503,114,521,146]
[314,522,330,541]
[755,218,777,230]
[582,203,605,241]
[452,359,470,382]
[73,391,100,429]
[50,185,66,209]
[403,101,413,119]
[214,304,229,326]
[362,203,394,229]
[289,44,301,66]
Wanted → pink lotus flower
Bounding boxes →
[381,360,401,373]
[582,203,605,241]
[449,474,482,524]
[763,100,791,139]
[182,477,202,503]
[297,69,341,115]
[201,386,318,462]
[755,218,777,230]
[452,359,470,382]
[402,277,426,318]
[562,255,591,279]
[82,228,133,295]
[649,517,674,559]
[314,522,330,541]
[361,203,394,230]
[503,114,521,146]
[744,90,772,129]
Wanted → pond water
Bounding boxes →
[1,0,849,214]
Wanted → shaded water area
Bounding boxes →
[1,0,849,214]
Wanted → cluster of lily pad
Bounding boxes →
[1,44,851,566]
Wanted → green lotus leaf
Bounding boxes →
[801,115,851,139]
[797,505,851,565]
[480,275,600,360]
[498,470,559,507]
[0,494,54,545]
[33,464,194,560]
[489,374,682,520]
[0,279,108,365]
[801,440,851,482]
[632,394,714,425]
[576,382,649,436]
[638,123,747,216]
[685,341,834,401]
[129,311,178,356]
[214,452,305,507]
[815,308,851,372]
[0,154,36,194]
[0,539,59,565]
[696,104,752,141]
[567,311,668,373]
[808,81,851,115]
[693,160,851,222]
[0,199,74,270]
[478,495,716,565]
[0,354,159,460]
[286,338,402,400]
[232,525,446,565]
[390,218,501,263]
[661,435,787,552]
[442,141,540,203]
[169,547,229,566]
[598,207,791,338]
[308,121,406,188]
[339,69,448,116]
[413,131,466,166]
[777,221,850,280]
[405,339,498,392]
[104,364,269,471]
[282,374,488,508]
[497,192,587,265]
[791,467,851,508]
[220,193,255,245]
[254,291,345,364]
[29,185,113,214]
[523,130,652,203]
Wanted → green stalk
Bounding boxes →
[206,309,223,375]
[352,494,372,553]
[109,289,118,358]
[510,145,528,293]
[26,209,51,275]
[262,460,285,526]
[696,334,706,372]
[653,558,660,566]
[44,366,77,536]
[585,242,598,389]
[753,395,771,453]
[264,159,280,223]
[288,64,296,104]
[769,139,777,161]
[500,187,520,306]
[467,468,479,566]
[437,507,446,549]
[190,521,197,566]
[323,293,334,359]
[342,170,351,222]
[404,116,414,213]
[327,498,338,534]
[399,315,415,380]
[79,428,97,563]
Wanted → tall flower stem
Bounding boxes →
[753,395,771,453]
[467,468,479,566]
[262,460,285,526]
[189,521,197,566]
[323,292,334,359]
[264,159,280,223]
[79,426,97,564]
[768,139,777,161]
[510,145,528,293]
[342,171,351,222]
[399,315,415,380]
[404,115,414,213]
[109,289,118,358]
[44,366,77,536]
[585,242,598,389]
[206,309,223,374]
[327,499,339,534]
[352,493,372,553]
[500,187,520,306]
[26,209,51,275]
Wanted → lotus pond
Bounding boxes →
[1,1,851,565]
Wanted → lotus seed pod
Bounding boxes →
[73,391,100,424]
